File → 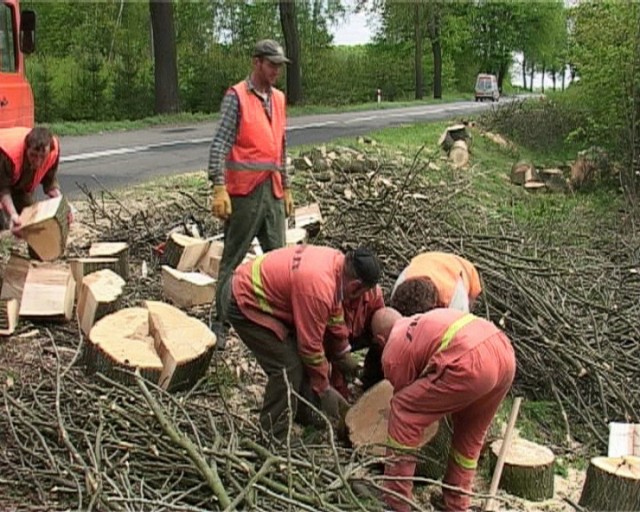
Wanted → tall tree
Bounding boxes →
[279,1,303,104]
[427,2,442,99]
[149,0,179,114]
[414,3,424,99]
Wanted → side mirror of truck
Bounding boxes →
[20,9,35,54]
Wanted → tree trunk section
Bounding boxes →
[414,3,424,100]
[448,140,469,168]
[530,64,534,92]
[77,269,125,338]
[428,7,442,100]
[489,438,555,501]
[20,262,75,322]
[279,1,302,105]
[161,266,215,308]
[163,233,209,272]
[89,242,130,280]
[579,457,640,511]
[17,196,70,261]
[541,63,546,93]
[149,0,179,114]
[522,57,527,90]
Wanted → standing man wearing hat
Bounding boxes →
[208,39,294,349]
[228,244,382,441]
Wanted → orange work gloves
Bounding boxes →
[211,185,232,220]
[284,188,294,218]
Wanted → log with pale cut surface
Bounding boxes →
[19,262,75,322]
[70,257,121,296]
[16,196,70,261]
[89,242,129,280]
[449,140,470,168]
[523,181,547,193]
[0,252,30,302]
[145,301,216,391]
[510,161,536,186]
[197,241,224,278]
[163,233,209,271]
[77,269,126,337]
[489,437,555,501]
[87,302,216,391]
[345,379,439,457]
[294,203,323,237]
[161,266,215,308]
[286,228,308,247]
[579,456,640,511]
[0,298,19,336]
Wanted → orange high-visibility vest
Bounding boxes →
[225,81,286,198]
[0,126,59,193]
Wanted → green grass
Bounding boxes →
[45,94,472,136]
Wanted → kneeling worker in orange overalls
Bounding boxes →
[371,307,516,511]
[390,251,482,316]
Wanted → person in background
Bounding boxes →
[371,307,516,511]
[0,126,65,235]
[207,39,294,349]
[390,251,482,316]
[228,245,381,441]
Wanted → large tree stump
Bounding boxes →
[77,269,126,337]
[345,379,439,457]
[87,301,217,391]
[163,233,209,271]
[579,456,640,511]
[89,242,129,280]
[489,438,555,501]
[16,195,70,261]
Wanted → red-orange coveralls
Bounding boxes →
[382,309,516,511]
[233,245,351,395]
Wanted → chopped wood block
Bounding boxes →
[0,298,19,336]
[439,124,469,152]
[345,379,439,456]
[197,241,225,278]
[163,233,209,271]
[449,140,469,168]
[89,242,129,280]
[17,196,70,261]
[0,253,30,301]
[490,437,555,501]
[524,181,547,192]
[161,266,215,308]
[87,303,216,390]
[510,161,536,185]
[20,262,75,322]
[579,456,640,511]
[145,301,216,391]
[77,269,126,338]
[286,228,308,247]
[294,203,323,230]
[88,307,163,385]
[70,258,121,296]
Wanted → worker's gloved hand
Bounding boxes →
[319,386,349,421]
[9,214,22,237]
[333,352,360,383]
[284,188,294,218]
[211,185,232,220]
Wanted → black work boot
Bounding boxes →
[210,321,229,351]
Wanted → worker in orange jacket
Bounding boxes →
[208,40,294,349]
[325,285,385,396]
[228,244,381,440]
[0,126,64,235]
[390,251,482,316]
[371,307,516,511]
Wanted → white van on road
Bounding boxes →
[475,74,500,102]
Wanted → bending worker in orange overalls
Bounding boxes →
[228,244,381,441]
[390,251,482,316]
[371,307,516,511]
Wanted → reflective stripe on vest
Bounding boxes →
[328,313,344,326]
[451,448,477,470]
[438,313,476,352]
[251,255,272,314]
[300,352,326,366]
[225,161,282,172]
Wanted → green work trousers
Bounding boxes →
[215,179,285,324]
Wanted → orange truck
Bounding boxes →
[0,0,35,128]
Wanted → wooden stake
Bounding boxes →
[484,397,523,512]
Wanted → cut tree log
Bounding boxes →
[77,269,126,338]
[438,124,470,152]
[0,252,30,302]
[449,140,470,168]
[16,195,70,261]
[146,301,217,391]
[345,379,439,457]
[163,233,209,271]
[20,262,75,322]
[523,181,547,193]
[161,266,215,308]
[510,161,537,186]
[89,242,129,280]
[197,241,224,278]
[87,302,216,391]
[70,258,121,296]
[489,437,555,502]
[286,228,308,247]
[579,456,640,511]
[294,203,323,237]
[0,298,19,336]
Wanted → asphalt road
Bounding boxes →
[56,98,507,199]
